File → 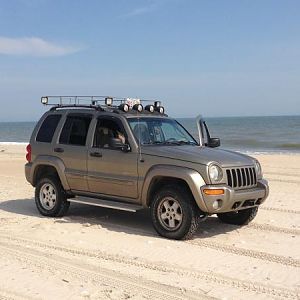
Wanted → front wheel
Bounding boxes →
[217,207,258,225]
[150,185,201,240]
[35,176,70,217]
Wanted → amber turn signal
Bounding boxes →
[203,189,224,196]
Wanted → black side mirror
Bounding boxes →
[109,138,131,152]
[207,137,220,148]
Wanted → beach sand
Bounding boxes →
[0,144,299,299]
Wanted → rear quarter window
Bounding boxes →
[36,114,61,143]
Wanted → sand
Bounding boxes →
[0,144,299,300]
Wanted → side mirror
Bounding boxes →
[207,137,220,148]
[109,138,131,152]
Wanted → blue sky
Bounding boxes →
[0,0,299,121]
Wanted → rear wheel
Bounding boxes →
[217,207,258,225]
[35,176,70,217]
[150,185,201,240]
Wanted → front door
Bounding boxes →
[87,116,139,200]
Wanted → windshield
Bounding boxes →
[128,118,198,146]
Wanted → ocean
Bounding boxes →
[0,116,299,153]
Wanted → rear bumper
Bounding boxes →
[25,162,33,185]
[200,179,269,214]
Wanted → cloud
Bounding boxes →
[120,0,175,18]
[120,0,167,18]
[122,6,155,18]
[0,36,83,57]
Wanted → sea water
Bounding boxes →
[0,116,299,153]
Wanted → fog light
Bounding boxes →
[212,199,222,210]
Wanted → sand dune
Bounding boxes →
[0,145,299,299]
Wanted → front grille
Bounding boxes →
[226,167,257,189]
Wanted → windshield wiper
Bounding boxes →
[177,140,197,145]
[143,140,197,146]
[162,140,197,146]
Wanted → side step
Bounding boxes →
[68,196,144,212]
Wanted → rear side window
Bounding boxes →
[59,114,92,146]
[36,114,61,143]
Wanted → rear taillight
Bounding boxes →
[26,144,32,162]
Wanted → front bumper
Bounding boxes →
[200,179,269,214]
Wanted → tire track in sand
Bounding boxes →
[0,288,38,300]
[248,223,300,235]
[189,239,300,268]
[0,235,298,299]
[0,239,209,300]
[260,206,300,214]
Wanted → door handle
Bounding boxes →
[90,152,102,158]
[54,147,64,153]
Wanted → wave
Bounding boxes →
[275,143,300,149]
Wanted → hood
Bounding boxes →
[142,145,255,167]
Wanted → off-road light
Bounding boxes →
[133,104,143,112]
[154,106,165,114]
[119,103,129,112]
[154,101,161,107]
[105,97,113,106]
[41,97,48,105]
[208,164,223,182]
[145,105,154,113]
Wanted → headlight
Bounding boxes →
[208,164,223,182]
[255,161,262,178]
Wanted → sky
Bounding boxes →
[0,0,299,121]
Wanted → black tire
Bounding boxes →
[150,184,201,240]
[217,207,258,225]
[35,176,70,217]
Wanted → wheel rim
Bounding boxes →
[157,197,183,231]
[39,183,57,210]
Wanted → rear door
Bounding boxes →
[54,113,93,191]
[87,116,139,200]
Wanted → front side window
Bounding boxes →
[59,114,92,146]
[93,118,126,149]
[128,118,198,145]
[36,114,61,143]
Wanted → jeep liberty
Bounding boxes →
[25,96,269,240]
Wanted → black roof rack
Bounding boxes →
[49,104,105,112]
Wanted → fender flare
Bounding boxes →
[31,155,70,190]
[141,165,208,212]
